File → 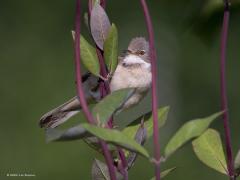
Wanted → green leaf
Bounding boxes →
[81,123,149,158]
[192,129,228,175]
[234,149,240,170]
[80,35,100,77]
[164,112,222,158]
[45,125,91,143]
[127,123,147,169]
[122,107,169,140]
[72,32,100,77]
[104,24,118,73]
[92,89,134,124]
[150,167,176,179]
[161,167,177,178]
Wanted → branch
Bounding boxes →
[96,48,111,96]
[118,148,128,180]
[90,2,128,179]
[74,1,116,180]
[87,1,128,179]
[140,1,161,180]
[220,1,235,179]
[75,0,95,124]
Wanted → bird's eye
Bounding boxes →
[138,50,145,55]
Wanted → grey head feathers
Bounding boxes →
[127,37,150,62]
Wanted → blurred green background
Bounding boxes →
[0,0,240,179]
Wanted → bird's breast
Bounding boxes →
[110,64,152,92]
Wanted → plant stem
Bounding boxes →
[220,1,235,179]
[100,0,106,9]
[92,4,128,180]
[74,1,116,180]
[75,0,94,125]
[118,148,128,180]
[88,1,128,179]
[140,0,161,180]
[96,48,111,95]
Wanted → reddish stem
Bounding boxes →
[220,1,235,179]
[100,0,106,9]
[74,1,116,180]
[93,5,128,180]
[118,148,128,180]
[140,0,161,180]
[96,48,111,95]
[88,1,128,179]
[75,0,94,125]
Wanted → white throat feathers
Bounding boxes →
[123,54,151,70]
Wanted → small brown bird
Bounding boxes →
[39,37,152,128]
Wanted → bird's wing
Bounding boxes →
[39,72,100,128]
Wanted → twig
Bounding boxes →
[140,0,161,180]
[74,1,116,180]
[75,0,94,124]
[88,1,128,179]
[220,0,235,179]
[92,3,128,180]
[118,148,128,180]
[96,48,111,96]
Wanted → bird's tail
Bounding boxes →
[39,96,81,128]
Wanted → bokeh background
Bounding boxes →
[0,0,240,179]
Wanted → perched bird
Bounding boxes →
[39,37,152,128]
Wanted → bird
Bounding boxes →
[39,37,152,128]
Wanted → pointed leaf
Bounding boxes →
[150,167,176,179]
[92,159,110,180]
[92,89,134,124]
[45,125,91,142]
[104,24,118,73]
[134,122,147,145]
[72,32,100,76]
[92,159,123,180]
[90,3,111,50]
[192,129,228,175]
[234,149,240,170]
[160,167,177,178]
[164,112,222,158]
[81,123,149,158]
[127,122,147,169]
[122,107,169,140]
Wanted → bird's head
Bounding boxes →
[121,37,150,70]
